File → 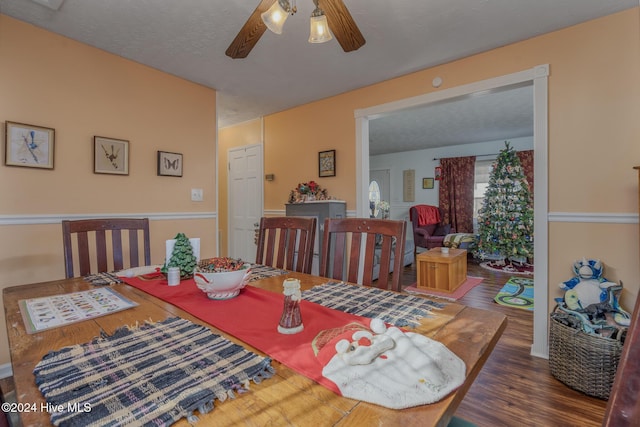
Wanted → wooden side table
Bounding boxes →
[416,247,467,293]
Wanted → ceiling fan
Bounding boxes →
[226,0,366,59]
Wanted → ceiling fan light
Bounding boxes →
[308,14,332,43]
[261,0,290,35]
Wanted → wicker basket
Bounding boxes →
[549,310,623,400]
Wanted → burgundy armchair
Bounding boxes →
[409,205,453,260]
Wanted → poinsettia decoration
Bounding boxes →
[288,180,329,203]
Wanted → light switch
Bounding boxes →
[191,188,203,201]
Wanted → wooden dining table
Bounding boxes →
[3,270,507,427]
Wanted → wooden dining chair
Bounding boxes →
[320,218,407,292]
[62,218,151,278]
[601,293,640,427]
[255,216,317,274]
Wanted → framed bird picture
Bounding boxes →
[94,136,129,175]
[157,151,183,177]
[5,121,55,169]
[318,149,336,177]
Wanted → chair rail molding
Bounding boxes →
[549,212,639,224]
[0,212,216,226]
[264,209,357,218]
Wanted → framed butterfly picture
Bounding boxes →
[157,151,183,177]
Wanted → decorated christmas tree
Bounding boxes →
[474,142,533,264]
[163,232,197,278]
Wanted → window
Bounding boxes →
[473,159,494,232]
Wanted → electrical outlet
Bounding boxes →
[191,188,203,202]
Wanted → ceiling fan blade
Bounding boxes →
[226,0,277,59]
[319,0,366,52]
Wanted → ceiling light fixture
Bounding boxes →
[308,0,332,43]
[261,0,333,44]
[261,0,296,35]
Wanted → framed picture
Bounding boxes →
[319,149,336,177]
[435,166,442,180]
[422,178,434,189]
[157,151,183,177]
[94,136,129,175]
[4,121,55,169]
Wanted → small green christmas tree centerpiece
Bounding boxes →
[162,232,197,279]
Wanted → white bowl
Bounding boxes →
[194,264,251,300]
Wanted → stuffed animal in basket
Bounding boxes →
[558,258,615,308]
[557,258,630,328]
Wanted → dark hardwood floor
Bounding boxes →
[401,259,608,427]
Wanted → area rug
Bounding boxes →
[33,317,274,426]
[403,276,484,301]
[494,276,534,310]
[480,260,534,275]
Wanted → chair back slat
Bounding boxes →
[332,232,347,280]
[264,228,278,266]
[95,229,108,273]
[127,229,140,269]
[276,229,289,268]
[320,218,406,292]
[293,231,308,273]
[62,218,151,278]
[256,217,317,274]
[76,231,91,276]
[112,229,124,271]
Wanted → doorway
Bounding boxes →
[355,65,549,358]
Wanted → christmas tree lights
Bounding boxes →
[473,142,533,264]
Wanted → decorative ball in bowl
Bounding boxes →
[194,257,251,300]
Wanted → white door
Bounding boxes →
[228,144,263,263]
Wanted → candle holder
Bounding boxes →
[278,278,304,334]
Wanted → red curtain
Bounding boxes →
[438,156,476,233]
[516,150,534,199]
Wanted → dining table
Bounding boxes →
[3,269,507,427]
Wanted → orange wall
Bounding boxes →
[0,16,218,365]
[225,9,640,310]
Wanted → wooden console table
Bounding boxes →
[417,247,467,292]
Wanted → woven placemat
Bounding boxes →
[249,264,288,282]
[302,282,445,328]
[34,317,274,426]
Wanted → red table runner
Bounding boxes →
[123,275,369,393]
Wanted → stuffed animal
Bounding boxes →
[558,258,616,309]
[557,258,631,328]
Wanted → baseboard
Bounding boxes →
[0,363,13,379]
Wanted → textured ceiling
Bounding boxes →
[1,0,636,153]
[369,85,534,155]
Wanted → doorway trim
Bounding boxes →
[354,65,549,358]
